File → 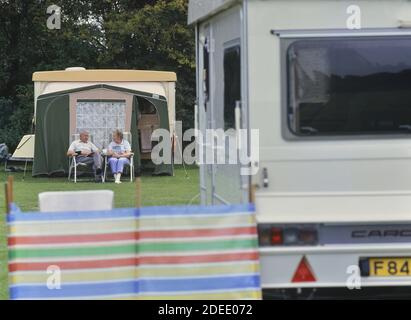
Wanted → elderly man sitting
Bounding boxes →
[67,131,103,182]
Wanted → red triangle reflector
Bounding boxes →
[292,256,316,283]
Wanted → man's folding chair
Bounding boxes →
[68,134,97,183]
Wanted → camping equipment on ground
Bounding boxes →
[0,143,9,171]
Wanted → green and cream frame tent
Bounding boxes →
[31,68,176,176]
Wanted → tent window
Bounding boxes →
[224,45,241,130]
[287,37,411,136]
[76,100,126,149]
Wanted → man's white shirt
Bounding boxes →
[68,140,99,153]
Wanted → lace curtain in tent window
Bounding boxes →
[76,101,126,149]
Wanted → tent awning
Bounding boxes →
[32,85,173,177]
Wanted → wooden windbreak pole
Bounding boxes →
[136,176,142,208]
[5,175,14,214]
[249,183,257,204]
[4,182,9,214]
[8,175,14,200]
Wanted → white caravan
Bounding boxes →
[189,0,411,298]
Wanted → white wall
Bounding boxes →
[245,0,411,222]
[188,0,236,24]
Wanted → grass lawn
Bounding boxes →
[0,165,199,300]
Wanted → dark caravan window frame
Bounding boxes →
[203,36,211,106]
[223,43,241,131]
[283,36,411,139]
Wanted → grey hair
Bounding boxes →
[113,129,123,140]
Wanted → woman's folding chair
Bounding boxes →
[103,132,134,183]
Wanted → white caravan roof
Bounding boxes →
[188,0,237,24]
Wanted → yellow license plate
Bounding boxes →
[369,258,411,277]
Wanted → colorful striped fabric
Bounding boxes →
[7,204,261,300]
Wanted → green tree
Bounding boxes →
[100,0,195,131]
[0,0,195,150]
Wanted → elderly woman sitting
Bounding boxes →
[107,130,132,184]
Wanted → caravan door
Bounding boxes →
[199,5,249,205]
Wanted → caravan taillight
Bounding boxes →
[257,225,283,246]
[271,228,283,245]
[258,224,319,247]
[299,229,318,245]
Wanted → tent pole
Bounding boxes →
[23,118,35,181]
[175,134,189,179]
[23,160,28,181]
[136,176,142,208]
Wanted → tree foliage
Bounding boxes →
[0,0,195,150]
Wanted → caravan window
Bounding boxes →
[287,37,411,136]
[224,45,241,130]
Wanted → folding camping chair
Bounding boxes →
[68,133,99,183]
[0,143,10,172]
[103,132,135,183]
[39,190,114,212]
